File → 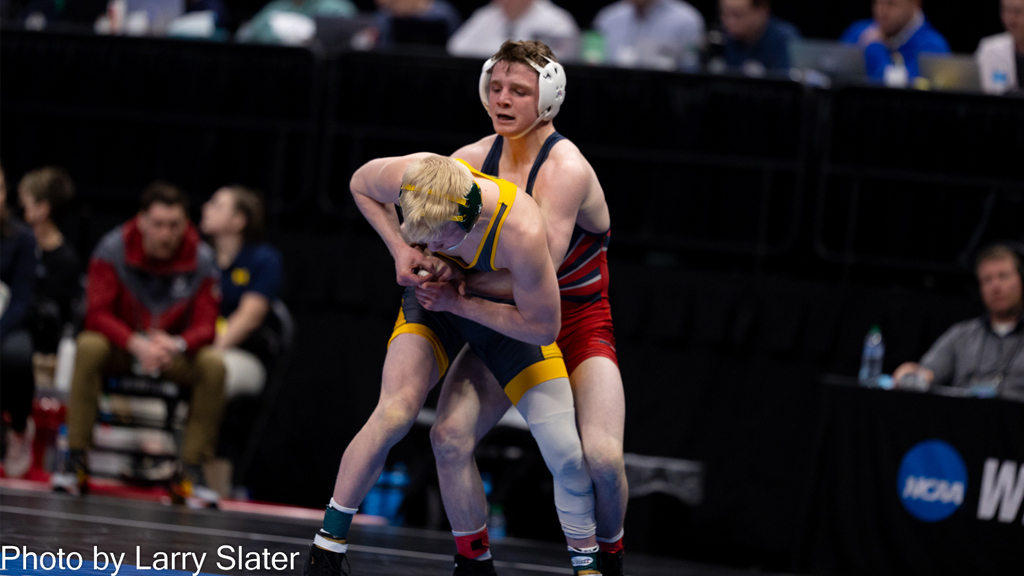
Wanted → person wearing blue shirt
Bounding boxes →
[200,186,283,399]
[720,0,800,73]
[841,0,950,82]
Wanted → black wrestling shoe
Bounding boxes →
[454,554,498,576]
[303,542,350,576]
[599,550,624,576]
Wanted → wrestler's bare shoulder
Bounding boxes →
[451,135,499,169]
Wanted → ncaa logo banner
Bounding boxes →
[897,439,968,522]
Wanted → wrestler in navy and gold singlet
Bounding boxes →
[481,133,618,376]
[389,159,567,405]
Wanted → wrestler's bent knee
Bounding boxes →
[583,438,625,487]
[429,420,475,464]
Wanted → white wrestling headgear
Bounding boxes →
[479,55,566,139]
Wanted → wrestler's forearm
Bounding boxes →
[453,296,559,346]
[351,192,407,257]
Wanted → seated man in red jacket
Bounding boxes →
[55,182,225,505]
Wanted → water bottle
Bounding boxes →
[992,70,1010,92]
[883,54,909,88]
[54,424,70,474]
[488,505,506,540]
[580,31,606,65]
[382,462,408,526]
[859,326,885,387]
[54,326,77,395]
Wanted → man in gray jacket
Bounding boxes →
[895,244,1024,401]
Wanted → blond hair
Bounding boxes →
[400,155,475,244]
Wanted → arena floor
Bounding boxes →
[0,487,787,576]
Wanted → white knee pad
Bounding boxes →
[517,377,597,540]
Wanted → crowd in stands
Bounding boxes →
[0,0,1020,94]
[0,165,283,505]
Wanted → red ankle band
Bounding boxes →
[454,528,490,560]
[598,537,624,554]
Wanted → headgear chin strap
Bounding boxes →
[479,56,567,139]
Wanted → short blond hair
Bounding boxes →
[400,155,475,244]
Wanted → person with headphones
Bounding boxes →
[302,153,602,576]
[894,243,1024,401]
[428,40,629,576]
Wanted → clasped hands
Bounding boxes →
[395,245,469,313]
[127,330,183,374]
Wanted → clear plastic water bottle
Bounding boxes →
[489,505,506,540]
[883,53,909,88]
[859,326,885,387]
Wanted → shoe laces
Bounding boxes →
[314,547,350,576]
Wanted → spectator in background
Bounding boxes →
[841,0,950,82]
[448,0,579,58]
[894,244,1024,402]
[374,0,462,48]
[199,186,282,400]
[594,0,705,70]
[17,167,81,355]
[1,166,39,479]
[237,0,356,44]
[55,182,225,504]
[719,0,799,73]
[976,0,1023,95]
[16,0,106,29]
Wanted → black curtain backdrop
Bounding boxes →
[3,31,1023,572]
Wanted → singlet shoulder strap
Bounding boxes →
[481,136,503,177]
[526,131,566,197]
[454,159,517,271]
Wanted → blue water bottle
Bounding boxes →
[859,325,885,387]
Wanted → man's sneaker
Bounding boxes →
[3,418,34,478]
[170,463,219,508]
[302,542,350,576]
[454,554,498,576]
[51,449,89,495]
[599,550,623,576]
